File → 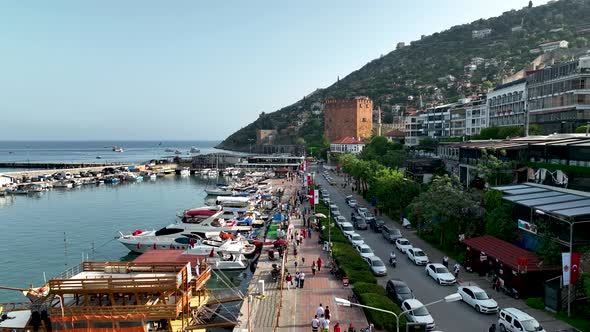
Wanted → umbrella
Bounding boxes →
[315,213,327,218]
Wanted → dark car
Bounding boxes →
[354,217,368,230]
[370,219,385,232]
[386,279,415,306]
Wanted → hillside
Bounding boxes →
[217,0,590,152]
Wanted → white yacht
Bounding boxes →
[179,168,191,176]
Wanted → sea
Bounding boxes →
[0,141,251,308]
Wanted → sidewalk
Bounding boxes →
[329,170,575,331]
[276,199,368,332]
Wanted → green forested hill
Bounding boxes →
[217,0,590,152]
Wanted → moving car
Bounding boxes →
[425,263,456,285]
[407,248,429,265]
[386,279,415,306]
[347,199,357,208]
[382,225,402,242]
[401,299,435,330]
[457,286,498,313]
[395,238,412,253]
[355,243,375,259]
[364,256,387,276]
[345,195,353,204]
[370,219,385,232]
[354,217,368,230]
[346,232,365,246]
[498,308,545,332]
[356,207,368,215]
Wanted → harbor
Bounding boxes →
[0,155,322,331]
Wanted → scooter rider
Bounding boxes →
[389,251,396,264]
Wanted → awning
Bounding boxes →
[492,183,590,219]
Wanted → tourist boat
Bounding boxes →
[112,146,124,152]
[117,206,252,253]
[190,146,200,153]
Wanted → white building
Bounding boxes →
[330,137,365,154]
[424,104,453,138]
[538,40,569,53]
[487,78,527,128]
[472,29,492,39]
[450,97,488,137]
[0,175,14,187]
[404,111,427,146]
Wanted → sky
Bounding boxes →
[0,0,550,141]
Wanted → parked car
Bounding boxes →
[498,308,545,332]
[329,204,339,215]
[335,216,347,228]
[386,279,415,306]
[401,299,435,330]
[348,199,357,208]
[364,256,387,276]
[395,238,412,253]
[340,222,355,236]
[407,248,429,265]
[370,219,385,232]
[425,263,456,285]
[332,210,341,218]
[346,232,365,247]
[356,207,368,215]
[354,243,375,260]
[354,217,368,230]
[382,225,402,242]
[457,286,498,313]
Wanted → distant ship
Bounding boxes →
[190,146,200,153]
[165,148,175,152]
[112,146,124,152]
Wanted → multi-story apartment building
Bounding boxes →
[424,104,452,138]
[487,78,527,128]
[404,110,427,146]
[324,97,373,143]
[449,97,488,137]
[527,56,590,133]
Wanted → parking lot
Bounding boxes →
[315,165,574,332]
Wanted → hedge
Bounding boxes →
[359,293,406,331]
[352,282,385,297]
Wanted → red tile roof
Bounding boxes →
[463,235,557,272]
[385,130,405,138]
[331,137,365,144]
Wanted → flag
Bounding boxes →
[313,189,319,206]
[571,252,581,284]
[309,189,314,205]
[562,252,571,286]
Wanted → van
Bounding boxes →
[382,225,402,242]
[498,308,545,332]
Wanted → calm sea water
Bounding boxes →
[0,140,228,167]
[0,141,251,303]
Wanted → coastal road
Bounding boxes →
[315,166,496,332]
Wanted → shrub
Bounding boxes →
[524,297,545,310]
[358,293,406,331]
[346,269,377,285]
[352,282,385,297]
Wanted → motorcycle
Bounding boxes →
[271,263,281,282]
[389,256,397,268]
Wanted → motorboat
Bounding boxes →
[190,146,200,153]
[205,187,233,196]
[179,168,191,176]
[53,180,73,188]
[184,238,255,270]
[112,146,124,152]
[117,206,252,253]
[174,149,183,155]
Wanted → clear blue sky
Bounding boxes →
[0,0,548,140]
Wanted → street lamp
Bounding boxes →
[315,212,331,251]
[334,293,461,332]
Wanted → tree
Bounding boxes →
[477,148,515,186]
[575,124,590,134]
[485,202,516,242]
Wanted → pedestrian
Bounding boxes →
[311,261,316,276]
[488,323,496,332]
[494,277,501,292]
[324,306,331,320]
[453,262,460,279]
[295,271,300,288]
[294,260,298,269]
[316,303,324,318]
[442,256,449,268]
[317,257,323,272]
[347,323,354,332]
[296,233,301,246]
[299,271,306,288]
[302,256,305,266]
[311,315,320,332]
[334,322,341,332]
[308,226,312,238]
[321,318,330,332]
[285,273,293,290]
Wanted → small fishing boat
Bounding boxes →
[112,146,124,152]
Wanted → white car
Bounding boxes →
[364,256,387,276]
[348,199,357,208]
[407,248,429,265]
[425,263,456,285]
[346,232,365,246]
[340,222,355,236]
[335,216,347,228]
[458,286,498,313]
[395,238,412,253]
[401,299,435,330]
[355,244,375,260]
